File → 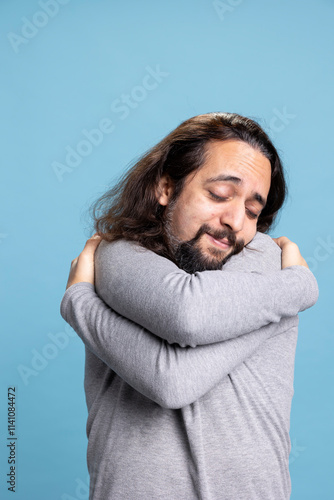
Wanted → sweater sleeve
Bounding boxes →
[94,234,319,347]
[60,281,299,409]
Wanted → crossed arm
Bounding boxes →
[93,233,318,347]
[60,232,318,408]
[61,282,299,408]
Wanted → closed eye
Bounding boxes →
[246,209,259,220]
[209,191,228,202]
[209,191,260,219]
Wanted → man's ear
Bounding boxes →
[155,174,174,206]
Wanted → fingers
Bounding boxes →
[86,233,102,244]
[69,234,102,268]
[83,233,103,253]
[272,236,292,248]
[69,234,102,266]
[91,232,102,240]
[273,236,289,243]
[272,236,308,269]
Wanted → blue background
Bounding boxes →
[1,0,333,498]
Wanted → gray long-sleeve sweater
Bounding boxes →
[60,232,319,500]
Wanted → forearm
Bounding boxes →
[94,236,319,347]
[60,282,299,409]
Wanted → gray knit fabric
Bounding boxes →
[60,232,319,499]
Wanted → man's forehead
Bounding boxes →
[189,153,271,182]
[183,140,271,201]
[205,139,269,166]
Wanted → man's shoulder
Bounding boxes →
[95,237,177,272]
[248,231,281,253]
[95,238,140,270]
[223,231,282,273]
[97,238,145,258]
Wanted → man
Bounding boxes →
[61,112,318,499]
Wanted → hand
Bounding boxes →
[272,236,309,269]
[66,233,102,290]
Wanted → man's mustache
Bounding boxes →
[188,223,243,250]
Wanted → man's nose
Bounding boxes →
[219,202,245,233]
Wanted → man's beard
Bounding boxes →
[163,204,245,274]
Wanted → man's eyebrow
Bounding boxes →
[204,174,267,208]
[204,174,242,185]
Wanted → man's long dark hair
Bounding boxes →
[89,112,287,259]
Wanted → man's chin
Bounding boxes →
[174,243,234,273]
[205,244,233,260]
[166,225,245,273]
[203,239,244,266]
[206,250,235,269]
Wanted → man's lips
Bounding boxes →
[206,233,232,249]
